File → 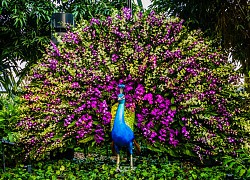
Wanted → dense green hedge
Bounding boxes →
[1,153,250,180]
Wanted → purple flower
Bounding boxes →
[150,55,157,69]
[181,117,187,121]
[48,58,58,70]
[168,68,174,74]
[111,54,119,62]
[146,121,154,128]
[90,18,100,25]
[74,104,86,113]
[165,99,171,107]
[68,76,73,81]
[105,16,112,26]
[159,129,167,142]
[135,44,143,52]
[151,108,159,116]
[149,131,157,143]
[90,100,97,109]
[122,7,132,20]
[182,126,190,138]
[149,11,155,16]
[137,11,143,19]
[143,93,153,104]
[169,131,179,147]
[64,114,75,127]
[134,84,145,100]
[102,113,111,125]
[71,82,80,88]
[155,95,164,104]
[50,41,60,56]
[33,73,43,79]
[161,117,170,126]
[95,125,105,143]
[137,114,144,124]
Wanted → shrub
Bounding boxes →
[0,158,228,179]
[0,95,23,166]
[17,8,248,161]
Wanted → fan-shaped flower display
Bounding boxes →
[17,8,246,160]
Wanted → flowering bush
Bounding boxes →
[17,8,248,161]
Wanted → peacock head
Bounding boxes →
[118,84,125,104]
[118,93,125,104]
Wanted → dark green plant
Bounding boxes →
[0,0,56,95]
[0,0,136,96]
[0,95,24,168]
[0,95,20,140]
[222,148,250,179]
[58,0,127,21]
[0,158,229,179]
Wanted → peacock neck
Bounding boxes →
[113,103,125,128]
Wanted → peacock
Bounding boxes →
[111,84,140,171]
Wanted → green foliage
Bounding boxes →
[0,70,18,96]
[0,158,228,179]
[0,94,24,168]
[0,0,134,95]
[150,0,250,77]
[222,148,250,178]
[58,0,128,21]
[0,0,56,94]
[0,95,20,141]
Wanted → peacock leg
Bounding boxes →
[128,142,134,170]
[116,154,120,172]
[130,154,134,170]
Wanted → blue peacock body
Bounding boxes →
[111,84,140,171]
[111,93,134,154]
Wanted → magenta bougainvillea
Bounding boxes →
[17,8,247,160]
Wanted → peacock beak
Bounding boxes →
[118,95,125,101]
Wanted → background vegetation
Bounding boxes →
[150,0,250,91]
[0,0,249,179]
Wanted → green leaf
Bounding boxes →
[67,121,75,128]
[2,0,8,7]
[171,106,176,111]
[183,149,194,157]
[78,136,94,144]
[222,157,234,166]
[246,168,250,177]
[171,97,175,104]
[239,169,246,177]
[147,144,164,152]
[56,170,60,175]
[142,170,148,177]
[228,162,237,169]
[60,165,65,171]
[168,148,178,157]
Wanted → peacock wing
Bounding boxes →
[111,103,135,131]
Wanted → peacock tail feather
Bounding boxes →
[111,103,135,131]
